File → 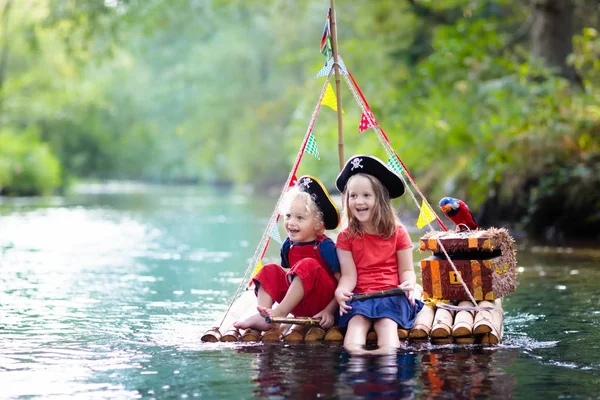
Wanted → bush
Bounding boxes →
[0,129,62,196]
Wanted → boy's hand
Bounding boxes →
[313,309,335,329]
[335,288,353,315]
[399,281,415,306]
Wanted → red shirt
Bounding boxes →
[336,225,413,293]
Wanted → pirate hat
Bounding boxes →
[296,175,340,230]
[335,154,405,199]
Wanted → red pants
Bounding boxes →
[253,259,337,317]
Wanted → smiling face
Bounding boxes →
[346,174,377,231]
[283,197,321,243]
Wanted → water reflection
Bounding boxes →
[239,344,521,399]
[418,348,517,399]
[337,351,418,399]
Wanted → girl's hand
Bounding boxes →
[399,281,416,306]
[335,288,353,315]
[313,309,335,329]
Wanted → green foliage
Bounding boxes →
[0,128,61,195]
[0,0,599,239]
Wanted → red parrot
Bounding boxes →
[438,197,479,232]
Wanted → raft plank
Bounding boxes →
[240,329,262,342]
[262,328,283,342]
[200,327,221,343]
[283,325,308,343]
[324,326,344,343]
[220,328,241,342]
[409,304,435,339]
[430,308,454,338]
[305,326,326,342]
[452,301,475,337]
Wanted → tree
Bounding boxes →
[531,0,582,85]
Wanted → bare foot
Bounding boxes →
[233,313,275,331]
[257,305,273,318]
[368,345,399,355]
[344,343,368,355]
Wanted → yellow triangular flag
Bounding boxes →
[321,83,344,113]
[251,260,263,278]
[416,200,436,229]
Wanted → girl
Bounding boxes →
[234,175,341,332]
[334,155,424,354]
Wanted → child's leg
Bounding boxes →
[279,258,336,318]
[233,285,276,331]
[257,284,275,307]
[234,263,288,331]
[262,276,304,319]
[344,315,371,353]
[373,317,400,351]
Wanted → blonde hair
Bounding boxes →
[280,186,325,235]
[342,173,398,239]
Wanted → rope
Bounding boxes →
[340,64,488,316]
[346,70,448,231]
[217,70,335,329]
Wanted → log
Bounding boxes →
[430,308,454,338]
[452,301,475,337]
[262,328,283,342]
[305,326,326,342]
[200,327,221,343]
[398,328,409,340]
[431,337,453,345]
[474,300,502,335]
[324,326,344,343]
[455,336,476,345]
[220,328,241,342]
[410,305,435,339]
[366,330,377,343]
[240,328,262,342]
[479,329,500,345]
[283,325,309,343]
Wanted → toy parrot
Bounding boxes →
[439,197,479,232]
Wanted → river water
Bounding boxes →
[1,184,598,399]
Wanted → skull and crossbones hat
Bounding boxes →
[335,154,405,199]
[296,175,340,230]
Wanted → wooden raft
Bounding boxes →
[201,285,505,345]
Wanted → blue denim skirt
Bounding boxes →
[339,295,424,329]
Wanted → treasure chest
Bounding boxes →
[419,228,517,301]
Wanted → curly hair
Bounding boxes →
[280,186,325,235]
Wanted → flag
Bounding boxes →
[417,200,436,229]
[316,56,349,78]
[289,174,298,188]
[268,222,282,244]
[387,154,404,175]
[321,83,343,112]
[251,260,263,278]
[320,8,332,60]
[358,108,377,132]
[305,132,320,159]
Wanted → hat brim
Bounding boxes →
[335,155,405,199]
[297,175,340,230]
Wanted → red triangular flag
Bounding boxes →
[358,109,377,133]
[289,174,297,188]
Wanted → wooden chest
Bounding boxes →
[419,228,517,302]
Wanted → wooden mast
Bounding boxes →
[329,0,344,171]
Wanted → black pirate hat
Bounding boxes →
[296,175,340,230]
[335,154,405,199]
